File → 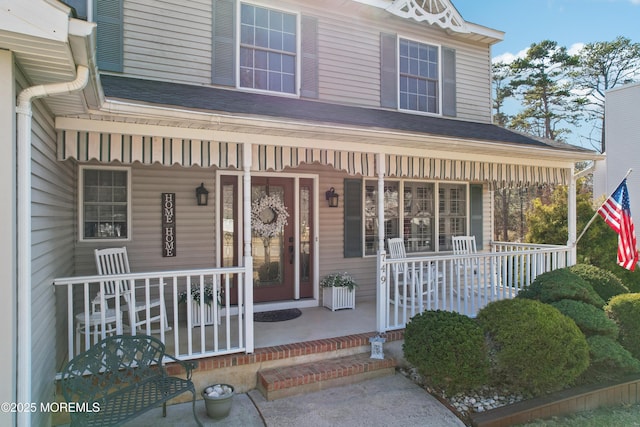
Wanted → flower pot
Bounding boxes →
[202,384,234,419]
[322,286,356,311]
[191,302,216,326]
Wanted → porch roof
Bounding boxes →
[99,75,591,157]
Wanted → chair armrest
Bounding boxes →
[164,353,198,380]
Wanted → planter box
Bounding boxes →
[322,287,356,311]
[191,302,217,326]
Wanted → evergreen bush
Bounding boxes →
[569,264,629,303]
[517,268,605,308]
[551,299,619,338]
[586,335,640,374]
[403,310,489,395]
[477,298,589,395]
[605,293,640,360]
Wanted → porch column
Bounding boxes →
[567,164,577,265]
[567,166,578,265]
[376,153,387,332]
[243,142,254,353]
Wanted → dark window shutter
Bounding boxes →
[212,0,236,86]
[344,179,363,258]
[301,15,319,99]
[470,184,483,248]
[442,46,457,117]
[95,0,123,72]
[380,33,397,109]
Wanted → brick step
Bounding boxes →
[257,352,397,401]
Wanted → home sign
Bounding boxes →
[162,193,176,257]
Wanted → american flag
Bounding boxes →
[597,179,638,271]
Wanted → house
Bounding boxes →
[1,0,602,425]
[594,82,640,216]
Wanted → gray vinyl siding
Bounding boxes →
[20,74,76,427]
[114,0,493,122]
[123,0,212,84]
[74,163,217,275]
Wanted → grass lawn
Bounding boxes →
[520,403,640,426]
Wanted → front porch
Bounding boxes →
[53,241,571,376]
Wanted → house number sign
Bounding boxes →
[162,193,176,257]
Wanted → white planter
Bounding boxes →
[191,302,217,326]
[322,286,356,311]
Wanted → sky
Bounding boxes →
[452,0,640,149]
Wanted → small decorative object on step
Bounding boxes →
[369,335,386,359]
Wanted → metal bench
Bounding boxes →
[60,335,202,426]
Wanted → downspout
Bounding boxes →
[15,65,89,427]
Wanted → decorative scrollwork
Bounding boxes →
[386,0,466,32]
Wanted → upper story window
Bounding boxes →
[80,166,131,241]
[239,3,297,94]
[380,33,455,117]
[399,39,439,114]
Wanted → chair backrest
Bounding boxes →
[387,238,407,259]
[61,335,165,402]
[452,236,477,255]
[95,247,132,296]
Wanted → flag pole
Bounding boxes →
[575,168,633,245]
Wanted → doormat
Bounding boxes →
[254,308,302,322]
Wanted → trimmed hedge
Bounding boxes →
[605,293,640,360]
[586,335,640,374]
[569,264,629,303]
[550,299,619,338]
[477,298,589,395]
[517,268,605,308]
[403,310,489,395]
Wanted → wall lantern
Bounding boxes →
[196,183,209,206]
[325,187,339,208]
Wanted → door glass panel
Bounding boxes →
[252,185,285,287]
[299,186,310,282]
[222,183,235,267]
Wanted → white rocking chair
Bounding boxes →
[94,247,171,333]
[387,238,439,308]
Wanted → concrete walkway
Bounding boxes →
[123,374,465,427]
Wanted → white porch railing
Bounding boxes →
[53,267,249,365]
[382,243,572,331]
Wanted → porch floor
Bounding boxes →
[126,297,379,359]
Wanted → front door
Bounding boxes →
[251,177,295,301]
[220,175,314,304]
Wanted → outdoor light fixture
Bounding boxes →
[196,183,209,206]
[325,187,339,208]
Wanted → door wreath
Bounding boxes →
[251,194,289,238]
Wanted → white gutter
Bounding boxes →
[15,65,89,427]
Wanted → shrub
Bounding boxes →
[586,335,640,374]
[550,299,619,338]
[403,310,489,395]
[517,268,605,308]
[569,264,629,303]
[477,298,589,395]
[605,293,640,360]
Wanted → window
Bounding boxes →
[80,167,130,241]
[439,183,467,250]
[399,39,439,114]
[364,181,467,255]
[365,182,400,255]
[239,3,297,94]
[403,182,435,253]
